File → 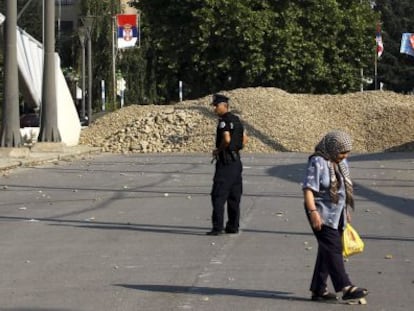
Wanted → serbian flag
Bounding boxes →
[400,33,414,57]
[376,24,384,58]
[117,14,139,49]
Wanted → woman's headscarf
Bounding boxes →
[312,131,354,210]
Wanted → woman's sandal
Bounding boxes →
[311,291,338,301]
[342,286,368,301]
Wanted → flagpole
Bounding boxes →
[112,15,117,110]
[375,22,384,91]
[374,49,378,90]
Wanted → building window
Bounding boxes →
[56,0,76,6]
[59,21,74,33]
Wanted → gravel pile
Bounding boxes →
[79,87,414,154]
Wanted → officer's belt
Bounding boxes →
[219,150,240,163]
[230,150,240,160]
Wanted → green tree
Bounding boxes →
[133,0,377,101]
[374,0,414,92]
[0,1,383,108]
[78,0,119,110]
[0,1,43,42]
[79,0,155,107]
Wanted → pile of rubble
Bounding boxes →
[79,87,414,154]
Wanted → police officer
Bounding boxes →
[207,94,248,235]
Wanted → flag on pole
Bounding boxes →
[116,14,139,49]
[400,33,414,57]
[376,24,384,58]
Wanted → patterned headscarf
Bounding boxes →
[312,131,354,210]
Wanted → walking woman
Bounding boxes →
[302,131,368,302]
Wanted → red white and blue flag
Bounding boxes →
[376,24,384,58]
[400,33,414,57]
[117,14,139,49]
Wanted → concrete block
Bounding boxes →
[0,147,30,158]
[30,142,67,153]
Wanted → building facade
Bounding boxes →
[58,0,137,32]
[58,0,80,31]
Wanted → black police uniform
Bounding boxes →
[210,111,244,234]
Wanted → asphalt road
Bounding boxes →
[0,152,413,311]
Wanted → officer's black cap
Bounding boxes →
[211,94,229,106]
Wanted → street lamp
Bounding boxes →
[78,26,86,121]
[81,14,94,125]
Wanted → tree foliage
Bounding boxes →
[0,0,43,41]
[374,0,414,93]
[132,0,378,102]
[76,0,113,109]
[5,1,414,108]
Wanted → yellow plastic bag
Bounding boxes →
[342,223,364,257]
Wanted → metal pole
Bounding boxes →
[179,81,183,102]
[112,15,117,109]
[79,27,86,121]
[374,52,378,90]
[78,27,86,120]
[101,80,106,111]
[82,15,94,125]
[87,32,93,125]
[17,0,36,21]
[57,0,61,53]
[39,0,61,142]
[0,0,22,147]
[360,68,364,92]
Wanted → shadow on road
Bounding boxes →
[1,216,413,241]
[114,284,310,302]
[266,153,414,218]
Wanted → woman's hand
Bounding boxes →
[346,208,352,223]
[310,211,323,231]
[304,189,323,231]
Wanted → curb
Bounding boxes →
[0,145,102,172]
